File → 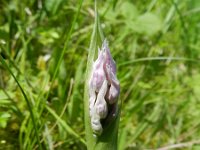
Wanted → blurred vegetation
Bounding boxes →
[0,0,200,149]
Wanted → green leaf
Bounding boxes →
[38,29,59,45]
[45,105,86,145]
[45,0,65,15]
[0,112,11,128]
[43,124,54,150]
[68,57,85,122]
[128,12,162,36]
[120,2,138,20]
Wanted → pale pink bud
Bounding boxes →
[89,48,105,93]
[91,115,103,135]
[95,80,108,119]
[103,40,120,104]
[102,40,116,75]
[88,39,120,136]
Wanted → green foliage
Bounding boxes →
[0,0,200,149]
[0,112,11,128]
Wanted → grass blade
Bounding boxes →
[0,55,42,150]
[45,105,86,145]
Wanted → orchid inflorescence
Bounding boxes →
[88,39,120,136]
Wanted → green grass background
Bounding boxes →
[0,0,200,149]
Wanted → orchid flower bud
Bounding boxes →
[103,40,120,104]
[88,39,120,136]
[89,48,105,92]
[102,40,116,75]
[91,114,103,135]
[94,79,108,119]
[89,48,106,117]
[90,80,108,135]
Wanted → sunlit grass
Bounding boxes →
[0,0,200,149]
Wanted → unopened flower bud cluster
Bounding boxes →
[88,39,120,135]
